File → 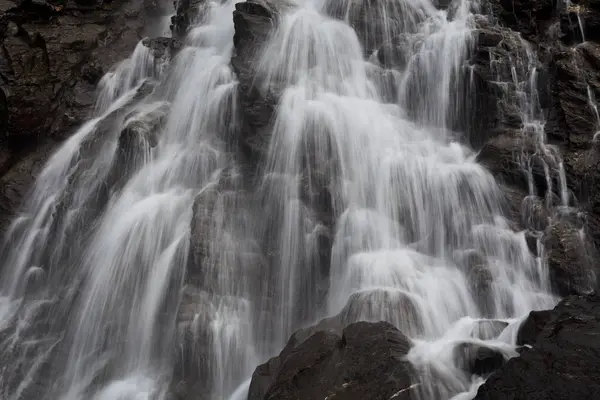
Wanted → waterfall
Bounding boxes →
[0,0,565,399]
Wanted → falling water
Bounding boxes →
[587,85,600,135]
[0,0,567,399]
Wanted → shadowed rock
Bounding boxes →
[453,342,507,376]
[516,309,554,346]
[476,294,600,400]
[247,321,417,400]
[543,217,596,296]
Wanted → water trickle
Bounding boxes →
[587,85,600,136]
[0,0,570,399]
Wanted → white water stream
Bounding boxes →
[0,0,565,399]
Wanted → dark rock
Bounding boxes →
[516,309,554,346]
[559,1,600,43]
[0,139,58,234]
[499,184,531,230]
[1,0,146,140]
[108,101,168,188]
[475,294,600,400]
[230,0,281,161]
[80,60,105,85]
[144,0,171,17]
[543,218,596,296]
[544,45,600,148]
[454,342,507,376]
[477,130,557,199]
[485,0,556,40]
[142,36,182,62]
[0,0,149,236]
[0,87,7,137]
[466,23,533,148]
[171,0,208,37]
[247,321,417,400]
[562,142,600,249]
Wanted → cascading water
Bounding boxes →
[0,0,572,399]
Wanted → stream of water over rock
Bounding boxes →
[0,0,565,399]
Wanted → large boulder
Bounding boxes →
[247,321,418,400]
[475,294,600,400]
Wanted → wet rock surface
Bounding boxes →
[471,0,600,297]
[3,0,600,397]
[543,217,596,296]
[230,0,282,162]
[0,0,154,234]
[476,294,600,400]
[453,342,507,376]
[247,321,417,400]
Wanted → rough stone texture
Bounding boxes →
[170,0,209,37]
[1,0,146,140]
[0,0,152,235]
[247,321,417,400]
[141,36,182,62]
[468,17,533,148]
[544,42,600,148]
[476,294,600,400]
[0,138,57,232]
[543,217,597,296]
[230,0,282,163]
[476,130,551,196]
[483,0,556,41]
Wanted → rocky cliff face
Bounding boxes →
[222,0,600,398]
[0,0,161,233]
[3,0,600,398]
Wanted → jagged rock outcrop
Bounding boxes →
[476,294,600,400]
[230,0,282,161]
[483,0,555,40]
[170,0,210,37]
[247,321,417,400]
[0,0,155,234]
[543,215,596,296]
[142,36,182,62]
[1,0,147,140]
[468,17,533,148]
[516,309,554,346]
[471,0,600,296]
